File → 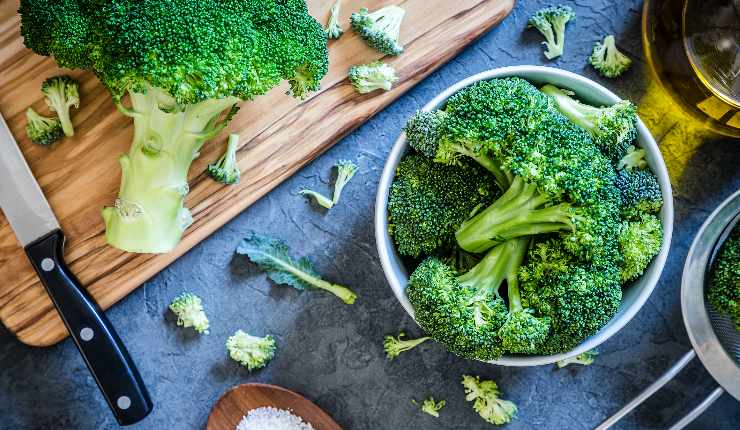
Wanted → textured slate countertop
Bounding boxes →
[1,1,739,429]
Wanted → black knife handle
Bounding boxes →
[25,230,152,426]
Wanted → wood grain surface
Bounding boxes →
[0,0,515,346]
[207,383,342,430]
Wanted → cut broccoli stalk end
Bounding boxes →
[102,86,238,253]
[455,176,574,254]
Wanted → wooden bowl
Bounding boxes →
[207,383,342,430]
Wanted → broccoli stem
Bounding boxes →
[447,141,512,189]
[455,177,573,253]
[102,86,237,253]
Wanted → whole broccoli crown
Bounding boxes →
[20,0,329,104]
[615,168,663,219]
[403,110,447,158]
[350,6,405,56]
[407,257,506,361]
[708,225,740,329]
[388,154,499,257]
[226,330,276,370]
[348,61,398,93]
[618,214,663,283]
[589,35,632,78]
[25,107,63,145]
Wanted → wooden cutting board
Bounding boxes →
[0,0,515,346]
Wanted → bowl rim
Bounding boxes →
[374,65,674,366]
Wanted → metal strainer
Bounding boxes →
[597,189,740,429]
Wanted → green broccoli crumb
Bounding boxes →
[462,375,518,425]
[226,330,276,371]
[412,397,446,417]
[169,292,210,334]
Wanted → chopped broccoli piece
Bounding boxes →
[556,349,598,367]
[619,214,663,283]
[236,231,357,304]
[41,75,79,137]
[615,168,663,220]
[20,0,329,253]
[618,145,648,171]
[541,84,638,165]
[462,375,518,425]
[332,159,357,204]
[169,292,210,334]
[383,332,430,360]
[589,35,632,78]
[25,107,63,145]
[207,134,240,185]
[527,5,576,60]
[325,0,343,39]
[226,330,276,371]
[348,61,398,94]
[708,224,740,330]
[300,189,335,209]
[350,6,405,55]
[412,397,445,417]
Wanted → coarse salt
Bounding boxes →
[235,406,315,430]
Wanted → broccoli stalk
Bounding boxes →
[556,349,598,368]
[589,35,632,78]
[348,61,398,94]
[325,0,343,39]
[462,375,518,425]
[350,6,406,55]
[226,330,276,370]
[383,332,430,360]
[41,75,79,137]
[25,107,63,145]
[169,292,210,334]
[527,5,576,60]
[708,225,740,330]
[412,397,446,417]
[455,176,575,254]
[207,133,241,185]
[102,87,239,253]
[541,84,638,164]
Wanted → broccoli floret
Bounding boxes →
[20,0,329,253]
[384,332,430,360]
[236,231,357,304]
[403,110,448,159]
[527,5,576,60]
[541,84,638,165]
[618,145,648,171]
[388,154,499,257]
[169,292,210,334]
[300,159,357,209]
[619,214,663,283]
[41,75,79,137]
[350,6,405,55]
[461,375,518,425]
[589,35,632,78]
[412,397,445,417]
[207,134,240,185]
[708,225,740,330]
[299,189,334,209]
[408,238,549,359]
[226,330,276,371]
[556,349,598,368]
[615,168,663,219]
[25,107,63,145]
[325,0,343,39]
[348,61,398,94]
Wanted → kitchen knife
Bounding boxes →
[0,113,152,425]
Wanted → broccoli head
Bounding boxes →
[527,5,576,60]
[615,168,663,220]
[350,6,405,55]
[20,0,329,253]
[41,75,79,137]
[708,224,740,330]
[590,35,632,78]
[25,107,63,145]
[226,330,276,371]
[169,292,210,334]
[618,214,663,283]
[348,61,398,94]
[462,375,518,425]
[207,134,240,185]
[541,84,638,165]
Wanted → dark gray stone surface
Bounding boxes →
[1,1,739,429]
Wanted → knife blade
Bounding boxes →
[0,112,152,425]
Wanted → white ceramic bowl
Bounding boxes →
[374,66,674,366]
